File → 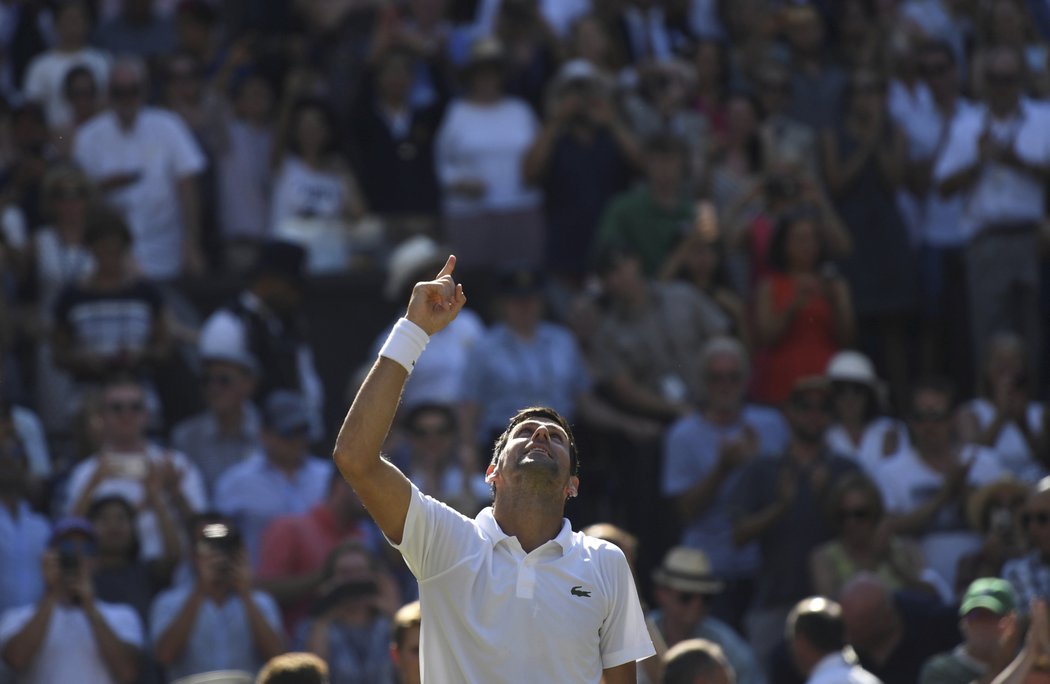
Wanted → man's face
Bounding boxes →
[962,608,1011,655]
[262,428,309,471]
[488,418,577,498]
[408,410,456,464]
[392,625,421,684]
[202,361,255,413]
[109,68,144,123]
[785,389,831,444]
[100,384,148,445]
[909,389,953,454]
[644,150,684,190]
[501,293,543,333]
[703,352,746,413]
[653,584,707,626]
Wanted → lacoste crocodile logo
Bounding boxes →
[570,585,591,597]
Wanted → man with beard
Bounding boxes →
[729,376,859,671]
[333,256,655,682]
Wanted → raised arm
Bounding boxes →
[332,256,466,544]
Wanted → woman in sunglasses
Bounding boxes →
[810,472,931,600]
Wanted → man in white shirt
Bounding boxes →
[334,256,655,682]
[787,597,882,684]
[0,517,144,684]
[73,56,206,279]
[933,45,1050,379]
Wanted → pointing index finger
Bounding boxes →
[435,255,457,280]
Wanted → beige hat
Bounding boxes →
[652,546,724,594]
[383,235,446,301]
[966,476,1030,532]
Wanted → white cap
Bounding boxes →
[826,350,878,387]
[384,235,444,301]
[198,314,258,374]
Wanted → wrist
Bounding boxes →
[379,318,430,371]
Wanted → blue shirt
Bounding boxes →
[0,502,50,614]
[462,322,591,441]
[661,406,789,578]
[214,453,332,567]
[149,585,282,680]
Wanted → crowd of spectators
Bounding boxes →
[7,0,1050,683]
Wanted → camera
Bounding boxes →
[765,173,800,200]
[199,523,242,556]
[58,549,80,574]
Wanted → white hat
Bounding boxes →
[652,546,724,594]
[384,235,445,301]
[825,350,879,388]
[198,315,258,374]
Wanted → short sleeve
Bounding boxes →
[391,484,486,581]
[251,591,283,633]
[149,590,183,641]
[105,603,145,647]
[597,546,656,668]
[932,110,977,182]
[163,113,207,178]
[0,605,34,648]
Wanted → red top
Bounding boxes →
[751,272,839,405]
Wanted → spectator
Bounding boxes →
[491,0,561,112]
[73,56,207,279]
[297,542,397,684]
[369,236,485,412]
[0,517,143,684]
[729,375,859,668]
[93,0,176,60]
[920,577,1018,684]
[214,391,333,567]
[821,68,917,404]
[824,351,909,475]
[786,596,880,684]
[88,491,175,624]
[809,473,930,601]
[690,39,731,141]
[349,46,442,222]
[648,546,766,684]
[987,597,1050,683]
[707,92,766,220]
[753,60,818,180]
[839,573,961,684]
[64,375,206,561]
[170,329,261,495]
[0,398,52,493]
[662,336,789,630]
[783,5,848,132]
[215,69,276,270]
[751,210,855,405]
[955,477,1030,595]
[0,432,50,615]
[270,94,364,273]
[590,245,729,422]
[593,133,694,278]
[934,45,1050,382]
[1003,477,1050,614]
[522,58,639,285]
[256,652,329,684]
[435,37,543,270]
[22,0,110,129]
[198,240,325,441]
[957,333,1048,482]
[53,64,103,156]
[390,600,421,684]
[151,521,284,680]
[256,471,385,634]
[876,379,1005,590]
[662,638,736,684]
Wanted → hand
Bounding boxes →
[588,95,616,127]
[182,242,206,277]
[404,255,466,336]
[776,467,798,507]
[451,178,487,199]
[1028,599,1050,657]
[944,456,973,497]
[793,274,820,308]
[41,550,62,595]
[979,129,1005,164]
[552,93,582,126]
[231,551,253,597]
[65,565,95,606]
[718,426,759,472]
[881,428,900,457]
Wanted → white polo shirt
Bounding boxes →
[806,651,882,684]
[393,484,655,683]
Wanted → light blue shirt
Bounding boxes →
[661,406,789,578]
[149,585,282,681]
[648,609,767,684]
[0,502,50,614]
[213,452,332,567]
[462,322,591,442]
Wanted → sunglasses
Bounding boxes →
[839,507,874,522]
[204,372,238,388]
[106,400,146,414]
[832,381,868,395]
[412,425,453,438]
[55,538,97,556]
[1023,511,1050,528]
[676,591,704,606]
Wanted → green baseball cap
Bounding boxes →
[960,578,1016,617]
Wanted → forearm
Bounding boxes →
[733,501,789,546]
[938,162,982,197]
[304,620,331,662]
[334,357,408,478]
[147,495,183,564]
[887,493,951,535]
[84,602,139,684]
[154,589,205,665]
[522,122,562,185]
[675,465,730,521]
[826,145,875,194]
[990,650,1036,684]
[2,596,56,672]
[756,304,799,346]
[176,177,201,252]
[239,593,284,661]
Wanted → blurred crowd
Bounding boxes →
[6,0,1050,683]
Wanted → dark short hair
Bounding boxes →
[256,652,329,684]
[663,638,734,684]
[84,205,133,247]
[786,597,846,654]
[491,406,578,475]
[404,402,458,435]
[86,494,141,560]
[825,472,885,530]
[909,376,957,414]
[766,206,826,273]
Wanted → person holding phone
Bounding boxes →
[333,255,655,682]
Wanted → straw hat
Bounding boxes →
[967,476,1031,532]
[652,547,724,594]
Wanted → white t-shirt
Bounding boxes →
[964,397,1047,482]
[63,443,207,559]
[34,227,95,318]
[22,48,110,127]
[393,485,655,682]
[933,98,1050,236]
[874,444,1003,588]
[0,600,143,684]
[434,97,541,216]
[825,417,909,477]
[72,107,206,279]
[806,652,882,684]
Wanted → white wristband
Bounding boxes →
[379,318,430,373]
